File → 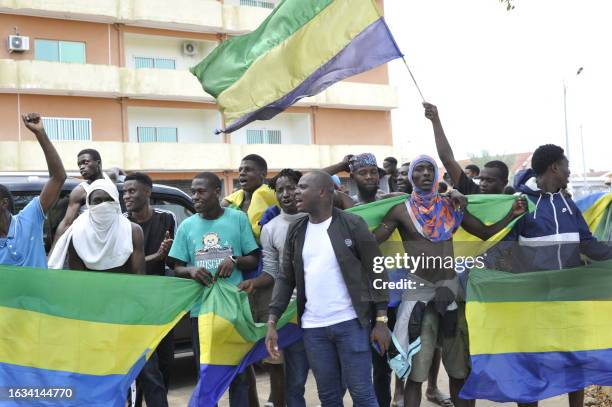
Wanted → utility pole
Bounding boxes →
[563,81,569,161]
[563,67,584,163]
[580,124,588,196]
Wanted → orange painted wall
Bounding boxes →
[346,65,389,85]
[0,14,118,65]
[0,94,19,141]
[314,109,392,145]
[17,95,123,142]
[0,13,390,84]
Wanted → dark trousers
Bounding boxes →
[135,352,168,407]
[191,318,250,407]
[303,318,378,407]
[135,332,174,407]
[157,331,174,390]
[372,307,397,407]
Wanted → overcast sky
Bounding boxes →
[384,0,611,173]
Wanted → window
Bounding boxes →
[246,129,282,144]
[137,127,178,143]
[134,57,176,70]
[240,0,276,8]
[151,201,193,227]
[41,117,91,141]
[34,40,86,64]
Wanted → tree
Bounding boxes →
[467,150,512,169]
[500,0,515,11]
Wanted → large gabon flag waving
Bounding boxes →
[191,0,402,133]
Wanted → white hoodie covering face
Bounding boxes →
[48,178,133,270]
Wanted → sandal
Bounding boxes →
[426,388,454,407]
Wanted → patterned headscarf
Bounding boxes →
[407,155,463,242]
[349,153,378,173]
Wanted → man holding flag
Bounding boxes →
[373,153,526,407]
[469,144,612,407]
[167,172,260,406]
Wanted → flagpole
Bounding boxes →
[402,57,426,102]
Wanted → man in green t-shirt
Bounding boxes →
[167,172,259,407]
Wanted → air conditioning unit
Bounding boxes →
[182,41,197,56]
[8,35,30,52]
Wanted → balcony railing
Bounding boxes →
[1,59,397,109]
[246,129,282,144]
[137,127,178,143]
[42,117,92,141]
[239,0,276,9]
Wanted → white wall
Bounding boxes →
[127,107,222,143]
[124,34,217,71]
[231,112,312,145]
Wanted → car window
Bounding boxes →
[12,194,36,214]
[9,188,193,253]
[10,191,71,253]
[150,198,193,226]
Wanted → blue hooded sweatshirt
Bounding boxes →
[502,176,612,271]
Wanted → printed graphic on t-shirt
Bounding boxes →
[194,232,233,274]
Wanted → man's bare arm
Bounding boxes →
[22,113,67,214]
[235,250,260,271]
[322,155,353,175]
[373,204,402,243]
[167,257,214,286]
[54,186,86,243]
[145,231,173,263]
[423,103,464,187]
[67,241,87,271]
[129,223,146,275]
[461,197,527,240]
[334,191,354,209]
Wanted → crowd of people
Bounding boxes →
[1,103,611,407]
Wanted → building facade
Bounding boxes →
[0,0,398,192]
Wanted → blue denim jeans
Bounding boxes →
[303,318,379,407]
[191,318,249,407]
[284,339,310,407]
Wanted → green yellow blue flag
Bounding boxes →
[349,192,612,402]
[347,193,530,256]
[0,266,202,407]
[460,259,612,402]
[191,0,402,133]
[577,191,612,241]
[189,280,300,407]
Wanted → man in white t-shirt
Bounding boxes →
[265,171,390,407]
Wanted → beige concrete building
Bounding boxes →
[0,0,398,191]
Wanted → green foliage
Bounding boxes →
[500,0,515,11]
[467,150,512,168]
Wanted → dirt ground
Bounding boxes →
[167,354,572,407]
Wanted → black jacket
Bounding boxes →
[269,207,388,328]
